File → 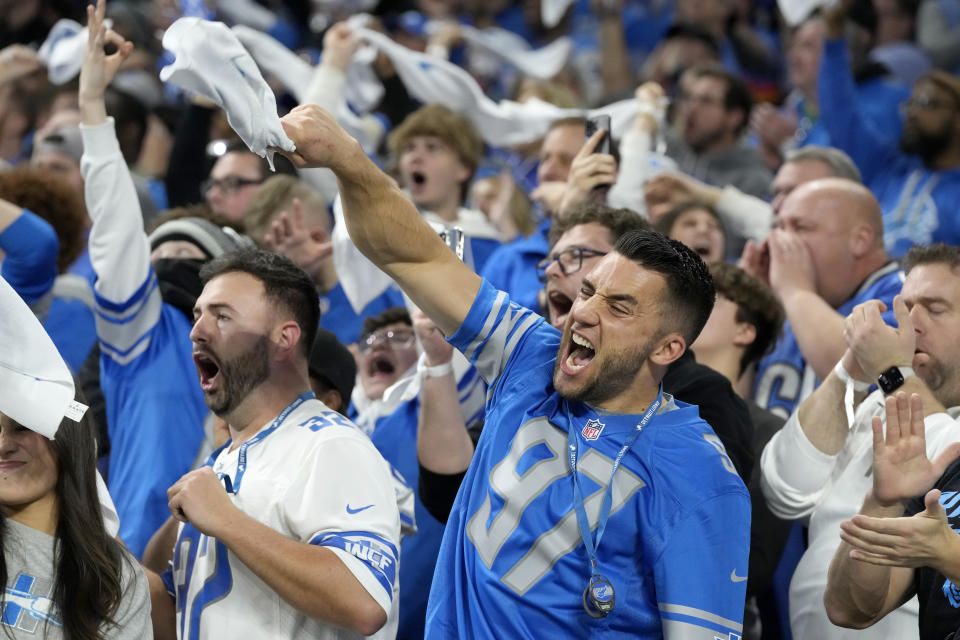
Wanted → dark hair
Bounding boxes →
[0,394,130,640]
[613,230,715,345]
[663,22,722,57]
[902,243,960,274]
[654,200,726,238]
[104,87,148,165]
[549,202,651,248]
[0,166,88,273]
[222,140,298,180]
[708,261,785,376]
[686,63,753,135]
[199,249,319,359]
[362,306,412,336]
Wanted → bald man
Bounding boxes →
[749,178,904,417]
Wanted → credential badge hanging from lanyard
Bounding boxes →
[568,385,663,618]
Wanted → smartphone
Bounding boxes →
[584,114,611,155]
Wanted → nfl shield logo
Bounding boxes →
[581,419,605,441]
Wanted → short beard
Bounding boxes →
[207,335,271,415]
[554,332,659,408]
[899,125,952,163]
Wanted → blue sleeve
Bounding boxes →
[161,562,175,596]
[818,39,896,183]
[447,279,553,389]
[0,209,60,304]
[656,492,750,640]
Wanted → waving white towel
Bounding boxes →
[231,24,381,154]
[357,28,638,147]
[160,18,295,168]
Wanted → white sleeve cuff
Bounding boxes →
[79,117,121,158]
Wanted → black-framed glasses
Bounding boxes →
[357,328,416,354]
[201,175,263,195]
[536,247,608,282]
[900,96,956,114]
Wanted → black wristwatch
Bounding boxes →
[877,366,916,394]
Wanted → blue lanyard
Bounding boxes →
[567,386,663,575]
[218,391,314,494]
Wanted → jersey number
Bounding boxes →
[466,418,645,595]
[174,524,233,640]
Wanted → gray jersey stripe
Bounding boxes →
[659,603,742,632]
[661,617,739,639]
[463,290,508,362]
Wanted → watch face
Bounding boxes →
[878,367,905,394]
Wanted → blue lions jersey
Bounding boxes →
[754,263,904,418]
[425,280,751,639]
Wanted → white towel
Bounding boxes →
[160,17,296,168]
[356,28,638,147]
[778,0,837,26]
[231,24,381,154]
[0,275,119,535]
[434,22,572,80]
[541,0,575,28]
[37,19,93,86]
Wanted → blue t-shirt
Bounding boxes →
[96,267,208,558]
[820,39,960,258]
[319,281,406,346]
[754,263,904,418]
[479,218,550,313]
[426,281,750,638]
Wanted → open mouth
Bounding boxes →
[691,242,713,259]
[563,333,596,374]
[411,171,426,186]
[193,351,222,392]
[548,290,573,327]
[368,355,396,378]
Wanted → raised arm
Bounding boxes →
[817,2,896,183]
[280,105,480,337]
[767,228,846,381]
[760,349,869,520]
[0,201,59,306]
[413,308,474,475]
[79,0,150,305]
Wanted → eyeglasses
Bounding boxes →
[201,175,263,195]
[536,247,608,282]
[357,328,416,353]
[900,96,956,114]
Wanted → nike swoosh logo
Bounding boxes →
[730,569,747,583]
[346,504,374,514]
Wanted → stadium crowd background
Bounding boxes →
[4,0,960,638]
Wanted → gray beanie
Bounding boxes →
[147,217,255,259]
[33,125,84,165]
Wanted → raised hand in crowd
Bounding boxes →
[843,296,916,381]
[79,0,134,126]
[864,393,960,509]
[767,227,817,301]
[263,197,333,285]
[321,21,361,73]
[738,238,770,287]
[0,44,42,87]
[556,126,616,217]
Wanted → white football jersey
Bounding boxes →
[166,395,401,640]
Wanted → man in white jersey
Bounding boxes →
[146,248,401,639]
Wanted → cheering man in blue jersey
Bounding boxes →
[279,104,751,639]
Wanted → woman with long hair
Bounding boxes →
[0,402,151,639]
